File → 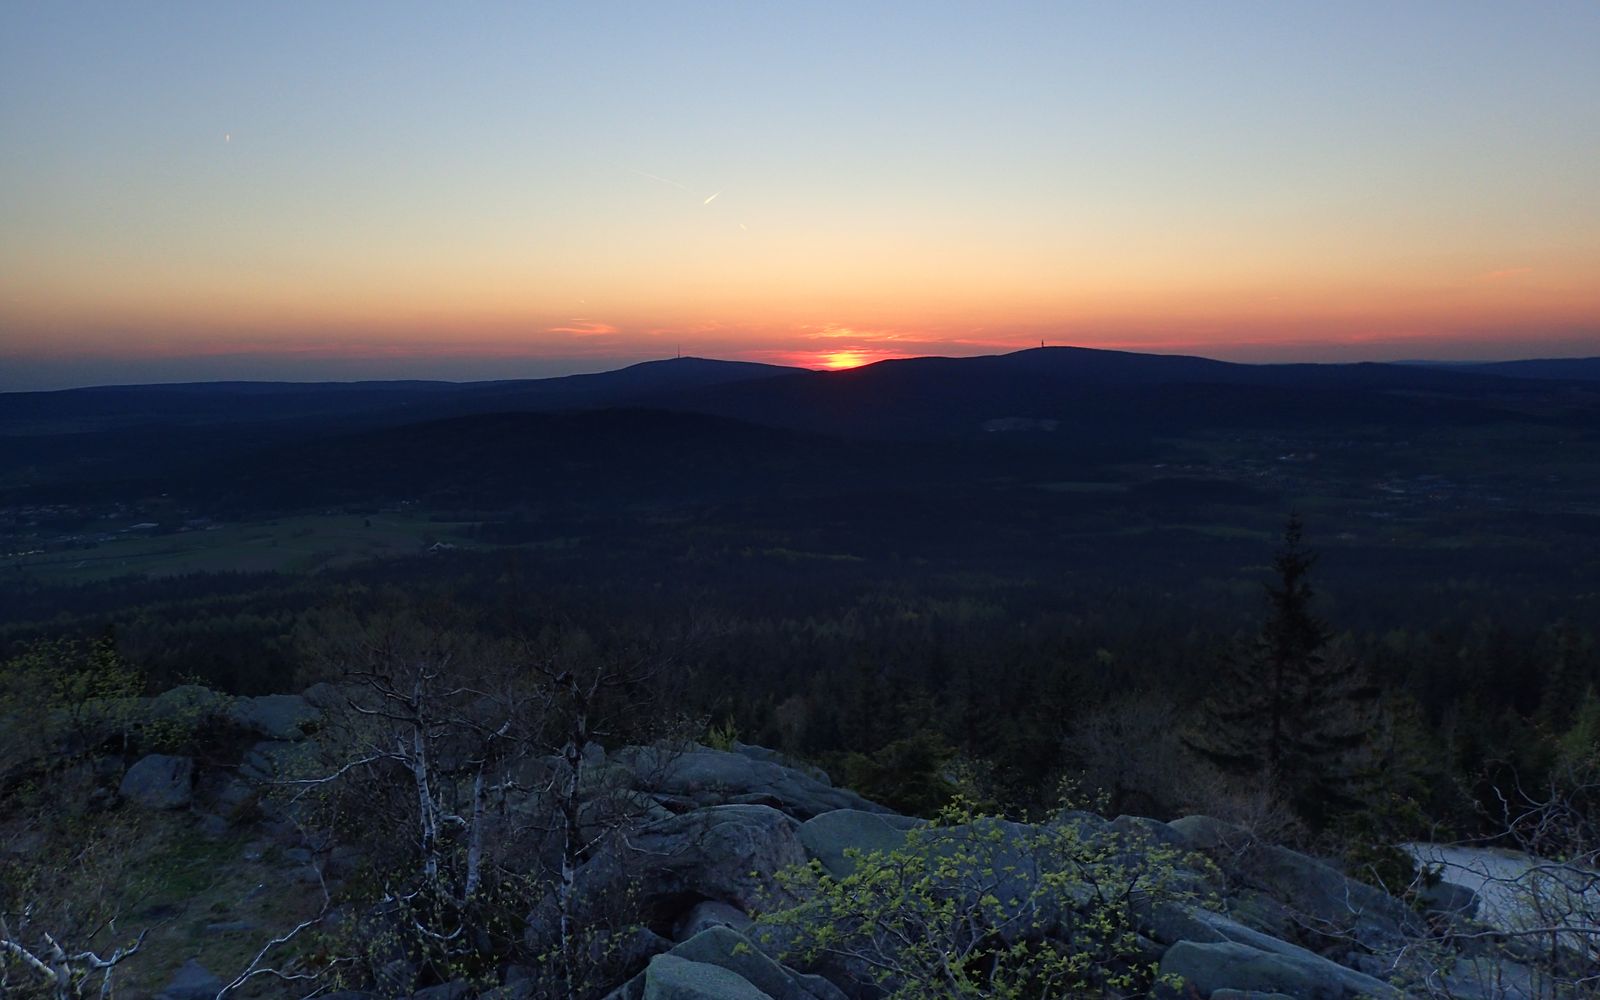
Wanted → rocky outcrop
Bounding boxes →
[1167,814,1421,948]
[119,753,194,810]
[103,690,1595,1000]
[673,927,845,1000]
[608,927,845,1000]
[144,685,230,728]
[574,804,810,919]
[795,809,922,878]
[614,746,889,821]
[1161,940,1401,1000]
[640,954,772,1000]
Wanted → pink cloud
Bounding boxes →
[546,320,621,337]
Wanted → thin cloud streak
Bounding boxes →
[545,321,620,337]
[627,168,691,193]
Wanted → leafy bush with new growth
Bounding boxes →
[757,798,1216,999]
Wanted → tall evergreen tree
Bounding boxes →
[1257,513,1330,782]
[1186,514,1381,825]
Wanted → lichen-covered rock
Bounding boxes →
[120,753,194,810]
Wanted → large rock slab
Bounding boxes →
[1146,903,1312,957]
[1160,940,1401,1000]
[616,747,888,821]
[120,754,194,810]
[144,685,230,728]
[1167,814,1253,852]
[1169,815,1417,948]
[670,927,845,1000]
[731,743,832,784]
[642,954,773,1000]
[796,809,923,877]
[558,804,809,937]
[1405,842,1598,953]
[628,804,808,912]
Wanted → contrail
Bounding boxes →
[703,191,720,205]
[628,168,690,193]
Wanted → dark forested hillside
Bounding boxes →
[7,347,1600,998]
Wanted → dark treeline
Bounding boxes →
[4,526,1596,852]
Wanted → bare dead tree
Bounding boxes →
[294,613,549,987]
[0,918,148,1000]
[212,860,342,1000]
[521,632,679,1000]
[282,610,695,997]
[0,816,153,1000]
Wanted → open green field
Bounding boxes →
[8,513,475,583]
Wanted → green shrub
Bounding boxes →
[705,716,740,752]
[758,797,1214,999]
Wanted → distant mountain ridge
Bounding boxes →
[1431,357,1600,381]
[5,347,1599,500]
[0,357,801,433]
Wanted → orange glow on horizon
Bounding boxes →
[789,346,913,370]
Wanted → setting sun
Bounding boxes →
[805,346,911,370]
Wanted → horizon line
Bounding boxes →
[4,344,1598,395]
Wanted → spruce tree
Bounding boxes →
[1257,513,1329,782]
[1186,514,1381,825]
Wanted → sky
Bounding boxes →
[2,2,1598,390]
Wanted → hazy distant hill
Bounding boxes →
[0,357,799,435]
[652,347,1571,440]
[8,348,1591,441]
[1437,358,1600,381]
[6,347,1600,505]
[412,357,798,420]
[0,358,804,489]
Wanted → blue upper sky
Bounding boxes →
[3,2,1597,388]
